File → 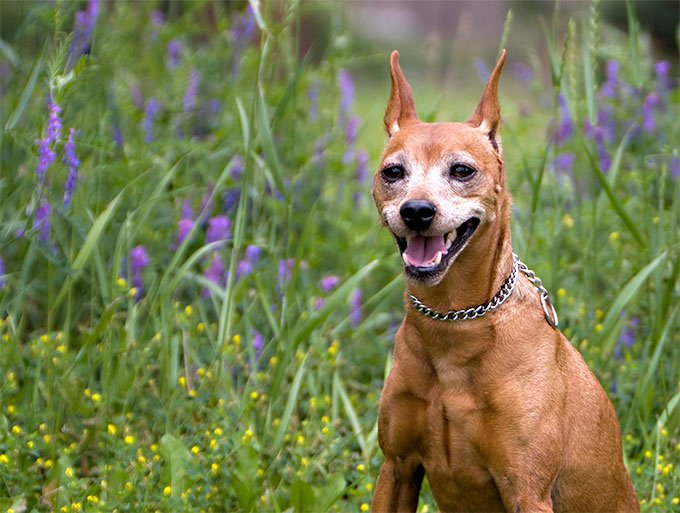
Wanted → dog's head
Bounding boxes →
[372,50,508,287]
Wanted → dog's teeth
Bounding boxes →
[402,253,410,266]
[433,251,443,265]
[445,233,455,249]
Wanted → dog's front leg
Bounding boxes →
[493,470,556,513]
[371,458,424,513]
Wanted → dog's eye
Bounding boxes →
[449,164,476,181]
[381,165,405,182]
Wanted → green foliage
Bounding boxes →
[0,1,678,512]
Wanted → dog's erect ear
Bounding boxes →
[384,51,419,137]
[467,49,506,152]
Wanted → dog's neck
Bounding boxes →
[405,192,514,323]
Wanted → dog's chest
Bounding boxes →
[423,391,505,508]
[384,384,505,509]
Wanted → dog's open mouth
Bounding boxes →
[394,218,480,279]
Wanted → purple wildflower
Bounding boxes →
[553,153,575,175]
[177,218,194,245]
[245,245,261,263]
[112,122,123,148]
[0,257,5,290]
[553,94,573,145]
[69,0,99,61]
[230,155,244,181]
[642,92,660,133]
[236,259,253,279]
[36,102,63,186]
[600,60,619,98]
[278,258,295,288]
[595,128,611,172]
[512,63,533,86]
[230,5,257,43]
[338,69,355,119]
[320,275,340,293]
[205,253,224,284]
[203,253,225,297]
[655,61,671,93]
[206,215,231,244]
[46,102,63,143]
[129,82,144,111]
[596,105,616,142]
[584,121,611,173]
[130,245,149,275]
[33,199,51,243]
[150,10,164,26]
[36,138,56,188]
[143,98,160,143]
[354,150,369,204]
[308,81,320,122]
[614,317,638,359]
[350,288,362,328]
[167,39,182,69]
[129,245,149,300]
[314,298,325,310]
[670,154,680,179]
[356,150,369,183]
[342,115,360,164]
[63,128,80,207]
[181,199,193,220]
[183,69,201,113]
[345,115,359,146]
[474,58,490,83]
[230,5,258,76]
[252,328,263,361]
[223,189,240,211]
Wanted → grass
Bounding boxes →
[0,1,678,512]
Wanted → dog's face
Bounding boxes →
[372,51,507,287]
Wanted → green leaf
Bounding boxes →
[5,48,43,132]
[334,371,366,456]
[270,353,307,452]
[51,192,123,311]
[601,252,666,357]
[290,479,316,513]
[160,434,190,500]
[579,137,645,248]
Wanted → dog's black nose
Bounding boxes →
[400,200,436,231]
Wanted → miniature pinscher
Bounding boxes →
[370,50,639,513]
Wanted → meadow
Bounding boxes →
[0,1,678,512]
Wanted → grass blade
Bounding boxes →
[601,252,666,357]
[271,353,307,452]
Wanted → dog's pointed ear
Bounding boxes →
[467,49,506,152]
[384,51,419,137]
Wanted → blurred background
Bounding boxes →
[0,1,678,512]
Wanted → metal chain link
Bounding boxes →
[408,254,519,322]
[408,253,559,327]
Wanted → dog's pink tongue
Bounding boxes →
[404,235,447,267]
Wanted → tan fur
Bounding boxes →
[370,51,639,513]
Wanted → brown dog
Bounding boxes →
[370,50,639,513]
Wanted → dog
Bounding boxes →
[370,50,639,513]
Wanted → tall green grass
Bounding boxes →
[0,1,677,511]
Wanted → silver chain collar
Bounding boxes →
[408,253,558,327]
